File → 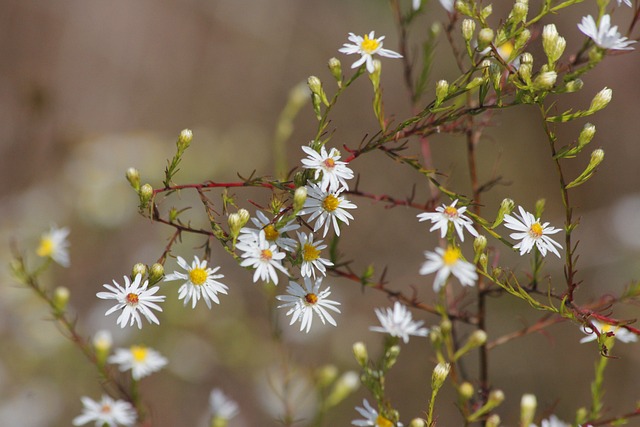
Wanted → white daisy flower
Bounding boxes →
[578,14,636,51]
[96,274,165,329]
[417,199,478,242]
[439,0,455,13]
[72,395,136,427]
[580,320,638,344]
[419,246,478,292]
[238,210,299,252]
[352,399,403,427]
[338,31,402,74]
[276,277,341,333]
[301,183,356,237]
[237,230,289,285]
[210,388,240,421]
[164,255,228,309]
[370,301,429,343]
[108,345,168,380]
[36,225,70,267]
[297,232,333,279]
[503,206,563,258]
[301,145,354,192]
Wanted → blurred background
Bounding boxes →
[1,0,639,426]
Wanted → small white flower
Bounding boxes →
[578,14,636,51]
[297,232,333,279]
[209,388,240,421]
[439,0,455,13]
[419,246,478,291]
[36,225,70,267]
[276,277,341,333]
[531,415,571,427]
[338,31,402,74]
[72,395,137,427]
[412,0,422,10]
[238,210,299,252]
[96,274,165,328]
[164,256,228,309]
[301,183,356,237]
[617,0,632,7]
[580,320,638,344]
[370,301,429,343]
[417,199,478,242]
[352,399,403,427]
[108,345,168,380]
[237,230,289,285]
[301,145,354,192]
[503,206,563,258]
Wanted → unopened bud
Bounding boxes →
[317,364,338,387]
[139,183,154,208]
[473,235,487,258]
[53,286,70,313]
[385,345,401,370]
[542,24,565,64]
[493,198,515,228]
[478,28,494,51]
[353,342,368,367]
[326,371,360,407]
[478,253,488,272]
[93,330,112,366]
[509,0,528,23]
[293,187,308,213]
[518,63,532,84]
[579,123,596,147]
[177,129,193,152]
[520,393,537,426]
[466,76,485,90]
[486,414,501,427]
[126,167,141,191]
[431,362,451,391]
[576,407,588,425]
[514,29,531,52]
[469,329,488,347]
[535,199,546,218]
[520,52,533,65]
[149,263,164,284]
[435,80,449,105]
[480,4,492,19]
[455,0,472,15]
[308,76,329,107]
[132,263,147,278]
[488,389,505,407]
[564,79,583,93]
[589,87,612,112]
[328,57,342,85]
[533,71,557,90]
[440,318,452,334]
[459,382,474,400]
[462,19,476,41]
[409,419,427,427]
[590,148,605,165]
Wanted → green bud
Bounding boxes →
[132,262,147,278]
[308,76,329,107]
[325,371,360,407]
[518,63,532,84]
[431,362,451,391]
[126,167,141,191]
[509,0,528,23]
[535,199,546,218]
[579,123,596,147]
[328,57,342,85]
[488,389,505,407]
[520,393,537,426]
[317,364,338,388]
[486,414,501,427]
[149,263,164,284]
[293,187,307,213]
[455,330,487,360]
[53,286,70,313]
[435,80,449,106]
[533,71,557,90]
[564,79,583,93]
[92,330,112,367]
[473,235,487,257]
[440,318,452,334]
[520,52,533,65]
[385,345,400,370]
[576,407,589,425]
[177,128,193,152]
[478,28,494,51]
[480,4,492,20]
[462,19,476,41]
[228,208,250,239]
[455,0,472,16]
[139,183,154,208]
[466,76,485,90]
[493,198,515,228]
[589,87,612,112]
[459,382,474,400]
[409,419,427,427]
[353,342,368,367]
[514,29,531,52]
[429,326,443,346]
[478,253,488,272]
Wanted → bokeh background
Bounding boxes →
[1,0,639,426]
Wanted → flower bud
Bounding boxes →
[308,76,329,107]
[317,364,338,387]
[385,345,401,370]
[473,235,487,255]
[328,57,342,85]
[488,389,505,407]
[177,128,193,152]
[478,28,494,51]
[520,52,533,65]
[576,407,588,425]
[459,382,474,400]
[431,362,451,391]
[435,80,449,105]
[535,198,546,218]
[589,87,612,112]
[469,329,487,347]
[542,24,565,65]
[139,183,154,208]
[578,123,596,147]
[492,198,514,228]
[486,414,501,427]
[132,263,147,278]
[462,19,476,41]
[533,71,557,90]
[353,342,368,367]
[466,76,485,90]
[53,286,70,313]
[480,4,492,19]
[520,393,537,426]
[440,318,452,334]
[93,330,112,366]
[126,167,141,191]
[478,253,488,272]
[514,28,531,52]
[591,148,605,165]
[409,419,427,427]
[455,0,472,15]
[509,0,528,23]
[237,208,250,227]
[149,263,164,284]
[518,63,532,84]
[325,371,360,407]
[564,79,583,93]
[293,187,307,213]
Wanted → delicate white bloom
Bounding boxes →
[338,31,402,74]
[417,199,478,242]
[301,145,354,192]
[36,225,70,267]
[503,206,563,258]
[531,415,571,427]
[164,256,228,309]
[237,230,289,285]
[298,232,333,279]
[92,330,113,352]
[301,183,356,237]
[439,0,455,13]
[617,0,632,7]
[419,246,478,291]
[97,274,165,329]
[412,0,422,10]
[108,345,168,380]
[210,389,239,421]
[72,395,136,427]
[276,277,341,333]
[352,399,403,426]
[578,15,636,51]
[238,210,299,252]
[580,320,638,344]
[370,301,429,343]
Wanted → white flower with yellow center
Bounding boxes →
[108,345,168,380]
[370,301,429,343]
[580,320,638,344]
[297,232,333,279]
[209,388,240,421]
[338,31,402,74]
[238,210,299,252]
[417,199,478,242]
[237,230,289,285]
[503,206,563,257]
[276,277,341,333]
[301,145,354,192]
[36,225,70,267]
[96,274,165,328]
[419,246,478,291]
[352,399,402,427]
[578,14,636,51]
[72,395,137,427]
[301,183,356,237]
[164,256,228,309]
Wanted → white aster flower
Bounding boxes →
[237,230,289,285]
[210,388,240,421]
[96,274,165,329]
[417,199,478,242]
[36,225,70,267]
[503,206,563,258]
[72,395,136,427]
[419,246,478,292]
[301,145,354,192]
[338,31,402,74]
[276,277,341,333]
[301,183,356,237]
[297,232,333,279]
[238,210,299,252]
[164,255,228,309]
[108,345,168,380]
[580,319,638,344]
[439,0,455,13]
[370,301,429,343]
[578,14,636,51]
[352,399,403,427]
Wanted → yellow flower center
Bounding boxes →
[125,293,139,305]
[261,249,273,261]
[305,293,318,305]
[442,246,461,266]
[498,41,514,60]
[322,194,340,212]
[361,34,380,53]
[302,243,321,262]
[601,324,611,332]
[36,238,54,257]
[323,158,336,169]
[189,267,208,286]
[443,206,459,218]
[263,224,280,242]
[375,415,393,427]
[130,345,148,362]
[529,222,543,238]
[100,404,112,414]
